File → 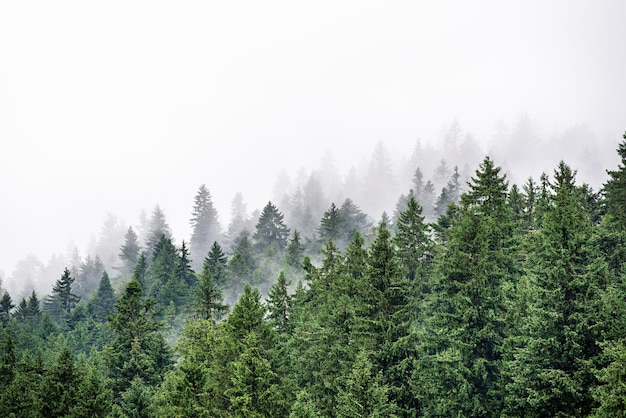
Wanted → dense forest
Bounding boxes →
[1,132,625,417]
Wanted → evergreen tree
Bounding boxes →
[205,241,228,286]
[504,162,604,416]
[229,231,257,287]
[104,278,171,396]
[335,350,398,418]
[0,291,14,326]
[318,203,344,243]
[604,132,626,229]
[267,271,292,334]
[194,254,228,323]
[339,198,370,242]
[145,205,172,260]
[119,226,141,279]
[253,201,290,255]
[45,268,81,324]
[393,194,431,282]
[133,252,149,289]
[87,270,116,323]
[413,156,514,416]
[285,230,305,270]
[189,184,221,270]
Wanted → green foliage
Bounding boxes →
[604,132,626,230]
[44,267,81,325]
[104,278,171,396]
[254,201,290,255]
[87,270,116,322]
[194,252,228,322]
[0,290,14,326]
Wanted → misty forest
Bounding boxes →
[1,128,626,417]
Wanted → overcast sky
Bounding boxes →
[1,0,625,277]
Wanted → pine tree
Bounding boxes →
[45,268,81,323]
[504,162,604,416]
[413,156,514,416]
[267,271,292,334]
[88,270,116,323]
[253,201,290,256]
[318,203,344,244]
[285,230,305,270]
[133,252,149,289]
[145,205,172,260]
[335,350,398,418]
[393,194,431,282]
[119,226,141,279]
[604,132,626,229]
[0,291,14,326]
[104,278,171,396]
[229,231,257,287]
[339,198,370,242]
[195,254,228,323]
[189,185,221,270]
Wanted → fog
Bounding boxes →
[1,1,625,297]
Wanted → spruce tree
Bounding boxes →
[504,162,604,416]
[0,291,14,327]
[604,132,626,229]
[413,156,514,416]
[104,278,171,396]
[88,270,116,323]
[194,253,228,323]
[253,201,290,255]
[189,184,221,270]
[119,226,141,279]
[45,268,81,324]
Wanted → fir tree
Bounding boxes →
[194,254,228,323]
[45,268,81,324]
[104,278,171,396]
[604,132,626,229]
[253,201,290,255]
[0,291,14,327]
[189,184,221,270]
[119,226,141,279]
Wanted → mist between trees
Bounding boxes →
[0,128,624,416]
[0,117,617,300]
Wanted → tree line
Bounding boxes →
[0,133,625,417]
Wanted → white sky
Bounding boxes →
[1,0,625,276]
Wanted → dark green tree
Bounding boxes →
[413,156,514,417]
[604,132,626,229]
[229,231,257,287]
[133,252,149,289]
[87,270,116,323]
[393,194,431,282]
[45,268,81,324]
[194,253,228,323]
[205,241,228,286]
[104,278,171,396]
[0,291,14,326]
[253,201,290,255]
[318,203,344,243]
[504,162,604,417]
[285,230,305,270]
[267,271,292,334]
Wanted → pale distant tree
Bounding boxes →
[94,213,127,272]
[145,205,172,260]
[189,185,221,270]
[361,141,397,218]
[118,226,141,279]
[225,192,251,253]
